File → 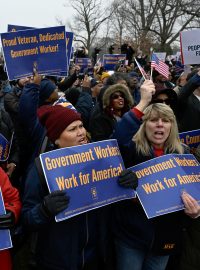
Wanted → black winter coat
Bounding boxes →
[0,108,19,167]
[112,109,189,256]
[113,142,189,256]
[177,73,200,132]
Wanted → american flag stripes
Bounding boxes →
[151,53,169,79]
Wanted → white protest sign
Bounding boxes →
[180,29,200,65]
[184,65,192,75]
[154,52,166,62]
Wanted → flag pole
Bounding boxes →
[134,57,146,81]
[150,65,153,81]
[150,48,154,81]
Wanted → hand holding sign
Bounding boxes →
[6,163,16,178]
[181,192,200,219]
[41,190,70,218]
[0,210,15,229]
[30,63,42,85]
[118,169,138,190]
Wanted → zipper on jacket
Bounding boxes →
[149,230,155,252]
[81,213,89,269]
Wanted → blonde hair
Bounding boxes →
[133,103,183,155]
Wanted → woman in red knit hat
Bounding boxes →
[21,104,138,270]
[37,104,87,147]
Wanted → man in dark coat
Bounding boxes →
[4,78,30,179]
[177,69,200,132]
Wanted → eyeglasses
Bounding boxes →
[152,98,173,105]
[111,93,124,99]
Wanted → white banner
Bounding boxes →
[180,29,200,65]
[154,52,166,62]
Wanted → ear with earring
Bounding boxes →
[55,139,59,146]
[109,106,114,115]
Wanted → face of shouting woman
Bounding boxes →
[55,120,87,148]
[145,111,172,149]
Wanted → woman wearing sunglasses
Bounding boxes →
[90,84,134,142]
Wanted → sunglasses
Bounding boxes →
[152,98,173,105]
[111,93,124,99]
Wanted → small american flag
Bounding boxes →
[134,58,149,80]
[151,53,169,79]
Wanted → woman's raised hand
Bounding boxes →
[136,80,156,112]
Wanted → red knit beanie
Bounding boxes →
[37,105,82,143]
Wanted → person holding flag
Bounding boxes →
[111,78,200,270]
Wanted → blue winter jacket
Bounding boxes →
[112,109,189,255]
[19,83,45,171]
[22,160,114,269]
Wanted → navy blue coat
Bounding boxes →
[112,109,189,255]
[22,161,115,269]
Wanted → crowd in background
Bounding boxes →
[0,43,200,270]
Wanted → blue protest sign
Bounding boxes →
[179,129,200,154]
[66,32,73,71]
[0,133,12,162]
[1,26,67,80]
[129,154,200,218]
[39,139,136,222]
[7,25,73,77]
[0,188,12,250]
[75,58,92,73]
[7,24,34,32]
[103,54,126,70]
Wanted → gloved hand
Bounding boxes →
[118,169,138,190]
[0,210,15,229]
[41,190,70,218]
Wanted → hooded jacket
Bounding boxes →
[90,84,134,142]
[102,84,133,110]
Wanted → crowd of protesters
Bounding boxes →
[0,42,200,270]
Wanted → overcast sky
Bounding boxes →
[0,0,74,34]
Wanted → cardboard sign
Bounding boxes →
[129,154,200,218]
[40,140,136,222]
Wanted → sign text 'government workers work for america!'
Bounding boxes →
[39,140,136,222]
